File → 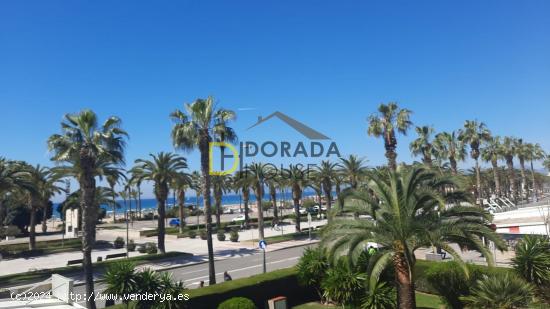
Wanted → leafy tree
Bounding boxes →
[339,155,368,190]
[133,152,187,253]
[322,166,506,309]
[367,103,413,170]
[170,96,236,285]
[217,297,256,309]
[48,109,128,309]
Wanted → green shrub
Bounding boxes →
[360,282,396,309]
[217,231,226,241]
[127,240,136,252]
[145,242,158,254]
[512,235,550,288]
[5,225,20,237]
[296,247,329,300]
[425,261,485,309]
[113,237,125,249]
[188,230,197,239]
[217,297,256,309]
[229,229,239,242]
[137,244,147,253]
[461,272,535,309]
[199,229,207,240]
[321,258,365,306]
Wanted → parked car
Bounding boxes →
[232,215,246,222]
[298,208,308,215]
[223,208,234,214]
[169,218,181,227]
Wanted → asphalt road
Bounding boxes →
[74,243,313,308]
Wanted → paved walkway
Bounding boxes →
[0,220,326,277]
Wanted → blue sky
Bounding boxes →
[1,0,549,199]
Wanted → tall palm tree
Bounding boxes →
[501,137,518,200]
[367,103,413,170]
[410,126,435,167]
[459,120,491,204]
[283,165,309,232]
[433,131,466,175]
[106,171,126,223]
[234,170,252,226]
[170,96,236,285]
[322,166,506,309]
[172,172,192,234]
[212,174,232,228]
[190,171,203,227]
[133,152,187,253]
[314,160,340,218]
[339,155,367,190]
[48,109,128,309]
[128,171,143,219]
[515,139,529,200]
[525,143,546,201]
[265,168,281,221]
[245,162,270,240]
[25,165,64,249]
[481,136,503,197]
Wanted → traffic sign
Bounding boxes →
[259,240,267,249]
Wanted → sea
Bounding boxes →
[52,191,317,218]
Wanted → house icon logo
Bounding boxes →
[247,111,331,140]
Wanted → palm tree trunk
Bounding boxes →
[475,158,482,205]
[519,159,527,200]
[79,152,97,309]
[177,189,185,234]
[29,204,37,251]
[292,193,300,233]
[530,160,538,201]
[394,253,416,309]
[335,182,343,211]
[507,158,516,200]
[200,134,216,285]
[449,156,458,175]
[385,149,397,171]
[256,187,265,240]
[491,159,501,197]
[323,182,332,220]
[137,184,142,219]
[215,195,222,228]
[41,201,48,233]
[270,186,278,221]
[157,196,166,253]
[111,187,117,223]
[243,189,250,227]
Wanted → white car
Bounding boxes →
[232,215,246,222]
[299,208,308,215]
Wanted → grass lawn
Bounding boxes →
[291,292,443,309]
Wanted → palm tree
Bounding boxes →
[212,174,231,228]
[170,96,236,285]
[339,155,367,190]
[410,126,435,167]
[25,165,63,250]
[245,162,269,240]
[501,137,518,200]
[0,159,33,225]
[434,131,466,175]
[481,136,503,197]
[515,139,529,200]
[283,165,309,232]
[314,160,340,218]
[459,120,491,204]
[367,103,413,170]
[103,261,137,308]
[133,152,187,253]
[234,170,252,227]
[128,171,143,219]
[265,169,281,221]
[322,166,506,309]
[106,172,126,223]
[47,109,128,309]
[525,143,546,201]
[172,172,192,234]
[190,171,203,227]
[511,235,550,288]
